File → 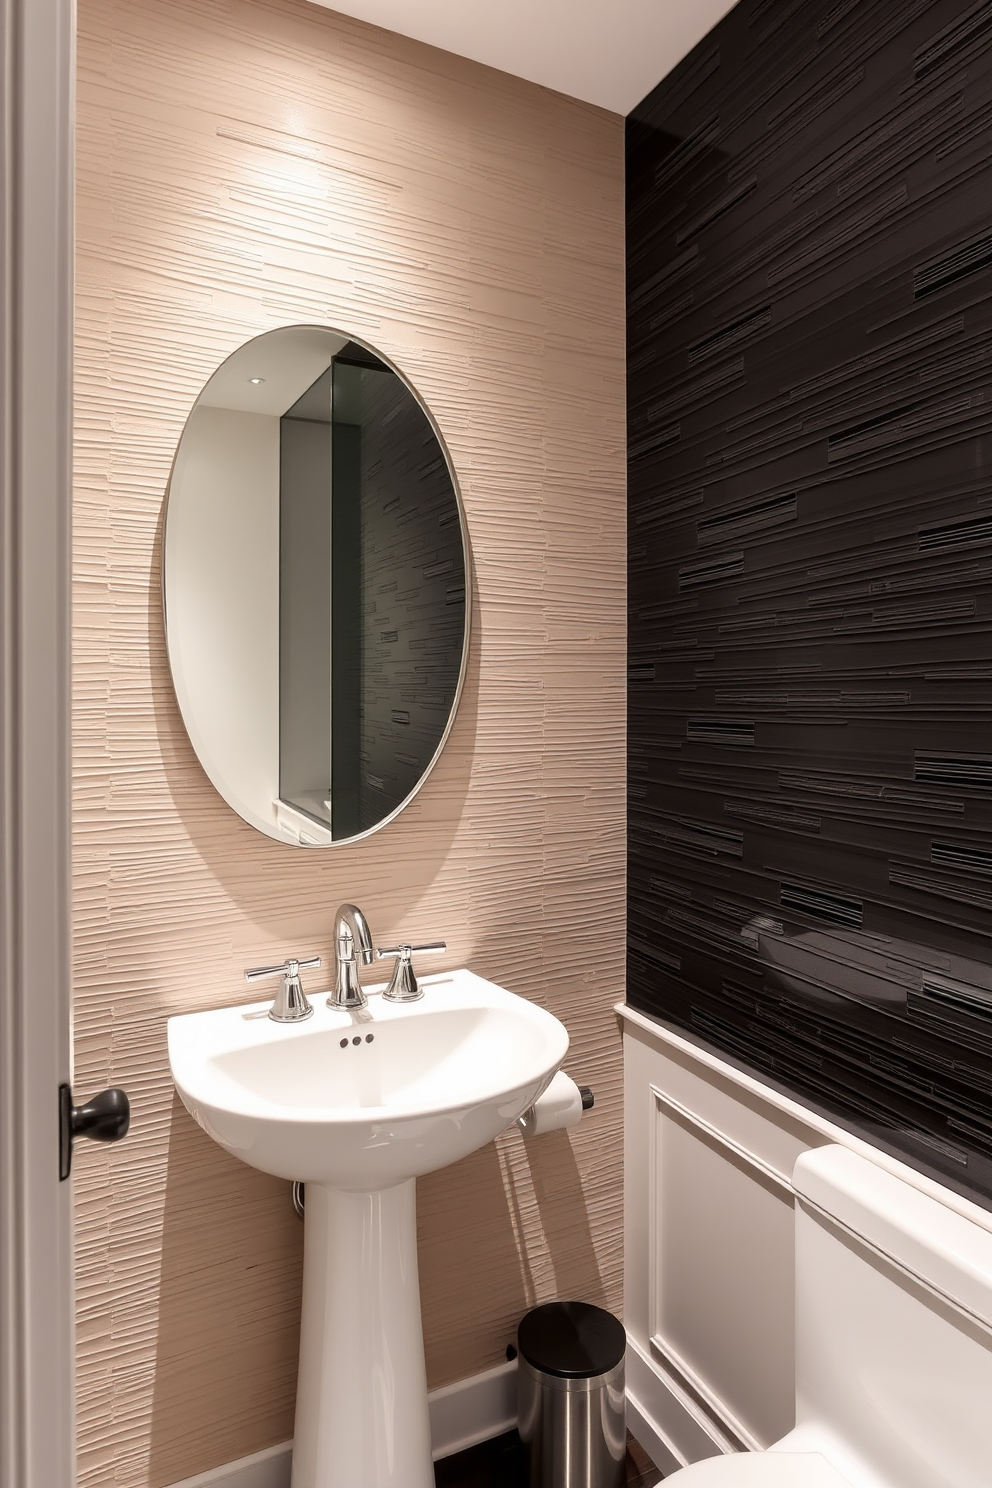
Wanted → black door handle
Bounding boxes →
[59,1083,130,1180]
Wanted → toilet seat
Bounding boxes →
[666,1451,853,1488]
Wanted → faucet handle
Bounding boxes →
[245,956,321,983]
[245,957,320,1022]
[377,943,446,1003]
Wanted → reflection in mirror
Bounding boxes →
[164,327,468,847]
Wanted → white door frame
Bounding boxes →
[0,0,76,1483]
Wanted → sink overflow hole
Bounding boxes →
[338,1033,375,1049]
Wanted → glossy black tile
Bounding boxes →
[627,0,992,1208]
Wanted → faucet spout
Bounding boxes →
[328,903,375,1009]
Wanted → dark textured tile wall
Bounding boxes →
[627,0,992,1206]
[358,362,465,831]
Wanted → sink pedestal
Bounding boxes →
[167,972,570,1485]
[292,1179,434,1488]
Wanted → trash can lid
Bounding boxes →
[517,1301,626,1379]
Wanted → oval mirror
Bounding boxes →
[163,326,469,846]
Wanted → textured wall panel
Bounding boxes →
[73,2,625,1483]
[627,0,992,1209]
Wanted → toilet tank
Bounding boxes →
[791,1146,992,1488]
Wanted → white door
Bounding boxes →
[0,0,79,1482]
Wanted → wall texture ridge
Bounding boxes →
[73,1,625,1482]
[627,0,992,1206]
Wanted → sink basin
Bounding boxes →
[168,967,568,1189]
[167,968,569,1488]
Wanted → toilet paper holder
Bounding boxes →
[517,1071,594,1137]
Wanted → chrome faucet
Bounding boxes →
[327,903,375,1010]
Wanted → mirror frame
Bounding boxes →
[161,324,472,848]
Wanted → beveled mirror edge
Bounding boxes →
[161,323,473,849]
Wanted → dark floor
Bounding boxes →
[435,1430,663,1487]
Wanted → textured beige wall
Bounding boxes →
[72,0,626,1483]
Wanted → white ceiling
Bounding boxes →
[198,327,347,415]
[308,0,738,115]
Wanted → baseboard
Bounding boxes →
[428,1358,518,1459]
[624,1334,736,1476]
[167,1359,519,1486]
[626,1391,683,1480]
[167,1441,292,1488]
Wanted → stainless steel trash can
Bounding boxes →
[517,1301,626,1488]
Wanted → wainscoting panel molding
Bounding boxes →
[621,1008,992,1471]
[72,2,625,1484]
[627,0,992,1207]
[647,1088,795,1450]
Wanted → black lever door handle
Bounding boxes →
[59,1083,130,1180]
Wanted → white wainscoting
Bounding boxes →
[647,1082,796,1452]
[620,1003,992,1475]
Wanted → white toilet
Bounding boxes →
[664,1144,992,1488]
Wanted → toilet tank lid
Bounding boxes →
[794,1145,992,1329]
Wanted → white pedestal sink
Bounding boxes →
[168,969,569,1488]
